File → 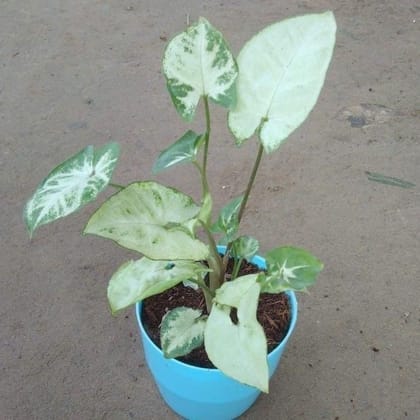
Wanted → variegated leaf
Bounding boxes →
[204,274,269,392]
[231,235,259,261]
[163,17,238,121]
[24,143,120,236]
[84,181,209,260]
[228,12,336,153]
[107,258,208,313]
[210,195,243,244]
[261,247,323,293]
[161,307,207,358]
[152,130,204,174]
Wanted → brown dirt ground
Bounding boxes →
[1,1,419,419]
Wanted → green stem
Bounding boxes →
[183,276,214,299]
[202,96,211,177]
[237,143,264,223]
[223,143,264,270]
[231,257,243,280]
[199,221,223,312]
[193,161,210,203]
[202,288,214,314]
[200,95,223,310]
[193,96,213,227]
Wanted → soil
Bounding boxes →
[142,259,290,368]
[2,1,419,419]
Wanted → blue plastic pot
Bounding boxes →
[135,249,298,420]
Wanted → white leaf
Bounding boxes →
[228,12,336,152]
[84,181,209,260]
[204,275,269,391]
[107,258,208,313]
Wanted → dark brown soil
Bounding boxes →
[142,258,291,368]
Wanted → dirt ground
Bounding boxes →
[1,1,419,419]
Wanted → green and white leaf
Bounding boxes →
[213,273,258,307]
[153,130,204,174]
[231,235,259,261]
[210,195,243,244]
[204,274,269,392]
[24,143,120,236]
[107,258,209,313]
[228,12,336,153]
[161,307,207,358]
[84,181,209,260]
[182,280,199,290]
[260,246,323,293]
[163,17,238,121]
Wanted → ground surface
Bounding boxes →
[1,1,419,419]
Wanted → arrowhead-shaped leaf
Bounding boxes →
[228,12,336,153]
[107,258,208,313]
[84,181,209,260]
[161,306,207,358]
[231,236,259,261]
[210,195,243,244]
[204,274,269,392]
[163,17,238,121]
[261,247,323,293]
[24,143,120,236]
[152,130,204,174]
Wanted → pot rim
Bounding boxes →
[135,247,298,372]
[135,289,297,372]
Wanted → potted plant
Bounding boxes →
[24,12,336,419]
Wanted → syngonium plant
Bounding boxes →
[24,12,336,392]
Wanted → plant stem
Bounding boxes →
[223,143,264,270]
[237,143,264,223]
[199,222,223,312]
[192,97,213,226]
[200,95,225,309]
[193,162,210,205]
[202,96,211,177]
[231,257,243,280]
[185,276,214,300]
